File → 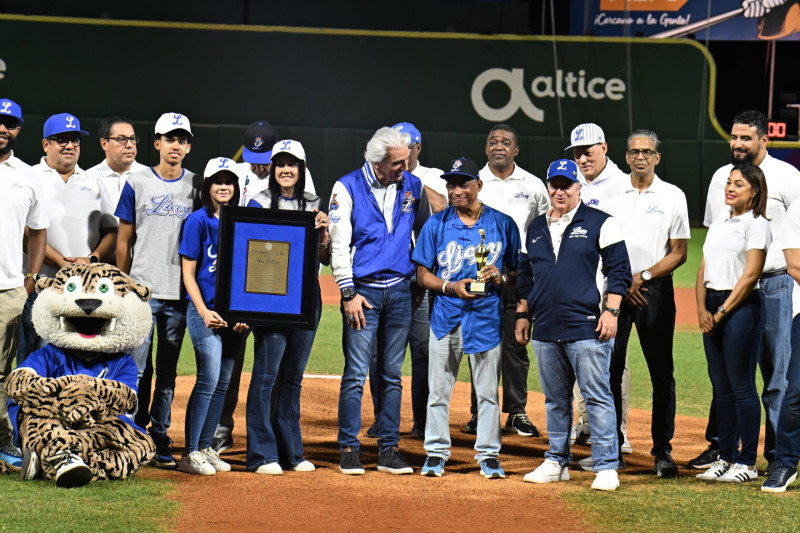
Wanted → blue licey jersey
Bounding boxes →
[178,209,219,309]
[412,204,520,353]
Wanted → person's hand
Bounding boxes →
[344,294,373,330]
[313,208,329,232]
[479,265,503,286]
[515,317,531,345]
[70,257,92,265]
[698,309,716,334]
[452,279,478,300]
[203,310,228,329]
[596,311,618,341]
[233,323,249,333]
[624,278,648,309]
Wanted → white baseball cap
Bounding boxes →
[155,112,192,137]
[270,139,306,162]
[565,123,606,150]
[203,157,238,179]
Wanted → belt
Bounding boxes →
[761,269,788,280]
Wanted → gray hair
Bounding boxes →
[364,127,411,164]
[627,129,661,151]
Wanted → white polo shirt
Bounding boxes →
[607,175,691,274]
[704,153,800,273]
[703,210,771,291]
[0,153,49,289]
[86,159,148,208]
[578,157,628,214]
[235,162,316,207]
[781,201,800,317]
[478,162,549,250]
[31,158,118,277]
[411,162,446,198]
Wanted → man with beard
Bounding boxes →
[689,110,800,472]
[0,98,47,470]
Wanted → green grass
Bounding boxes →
[672,227,706,289]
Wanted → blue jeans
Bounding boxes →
[758,273,793,463]
[184,302,245,453]
[338,280,412,452]
[775,315,800,468]
[703,290,761,465]
[533,338,619,471]
[16,290,45,366]
[247,294,320,470]
[129,298,187,438]
[425,325,501,462]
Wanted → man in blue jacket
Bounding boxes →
[329,127,422,476]
[515,159,631,491]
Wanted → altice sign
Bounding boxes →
[471,67,627,122]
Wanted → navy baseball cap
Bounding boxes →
[393,122,421,146]
[547,159,580,182]
[43,113,89,138]
[243,121,278,164]
[0,98,23,124]
[441,157,479,181]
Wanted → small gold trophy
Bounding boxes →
[469,229,489,296]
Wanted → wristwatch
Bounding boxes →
[500,274,508,286]
[640,270,652,282]
[25,272,40,281]
[717,305,727,316]
[90,254,100,263]
[605,307,621,318]
[341,287,357,302]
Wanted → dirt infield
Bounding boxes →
[138,373,729,533]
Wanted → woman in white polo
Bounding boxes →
[695,162,770,483]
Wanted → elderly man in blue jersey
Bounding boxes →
[412,157,519,479]
[329,126,422,476]
[515,159,631,491]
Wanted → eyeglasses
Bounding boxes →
[47,136,81,147]
[627,149,658,159]
[105,136,140,145]
[0,116,20,130]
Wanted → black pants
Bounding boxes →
[611,275,676,458]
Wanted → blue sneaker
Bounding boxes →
[421,456,445,477]
[0,443,23,471]
[479,458,505,479]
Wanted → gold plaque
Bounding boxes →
[245,239,290,295]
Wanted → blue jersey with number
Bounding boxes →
[178,209,219,309]
[412,204,520,353]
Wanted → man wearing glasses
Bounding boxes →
[87,117,147,207]
[606,129,690,478]
[0,98,47,471]
[18,113,117,363]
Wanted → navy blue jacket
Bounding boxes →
[517,202,631,342]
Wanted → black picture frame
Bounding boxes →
[215,205,319,329]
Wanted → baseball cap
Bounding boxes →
[203,157,239,179]
[242,121,278,164]
[565,123,606,150]
[271,139,306,163]
[547,159,580,182]
[441,157,479,181]
[393,122,421,146]
[0,98,23,124]
[43,113,89,138]
[155,112,192,137]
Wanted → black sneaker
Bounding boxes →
[211,436,233,454]
[339,447,365,475]
[462,414,478,435]
[365,421,379,439]
[504,414,541,437]
[687,445,719,470]
[654,452,678,478]
[377,448,413,475]
[762,465,798,493]
[151,435,177,469]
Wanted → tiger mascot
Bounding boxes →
[3,264,155,488]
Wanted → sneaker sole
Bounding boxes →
[377,466,413,475]
[340,467,365,475]
[178,465,216,476]
[762,472,797,493]
[152,458,177,469]
[421,469,443,477]
[55,464,93,488]
[481,471,506,479]
[523,474,569,483]
[503,426,537,437]
[20,451,39,481]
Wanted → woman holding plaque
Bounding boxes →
[245,140,330,475]
[178,157,250,476]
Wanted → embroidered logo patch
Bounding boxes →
[568,226,588,239]
[401,191,416,213]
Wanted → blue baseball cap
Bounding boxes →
[393,122,421,146]
[441,157,479,181]
[547,159,580,182]
[43,113,89,138]
[0,98,23,124]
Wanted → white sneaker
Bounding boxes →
[591,469,619,491]
[570,421,591,446]
[696,459,730,481]
[254,462,283,475]
[621,431,632,454]
[293,460,316,472]
[717,463,757,483]
[178,451,215,476]
[523,459,570,483]
[577,456,593,471]
[200,447,231,472]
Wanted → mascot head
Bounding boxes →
[32,264,152,357]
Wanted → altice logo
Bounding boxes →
[471,67,627,122]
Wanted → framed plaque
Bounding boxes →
[215,205,319,329]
